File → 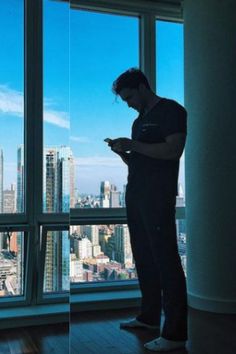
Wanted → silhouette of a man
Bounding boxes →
[107,68,188,352]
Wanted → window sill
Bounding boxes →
[71,288,141,312]
[0,303,69,329]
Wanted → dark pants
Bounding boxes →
[126,181,188,341]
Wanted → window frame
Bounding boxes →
[37,224,69,304]
[0,225,33,307]
[0,0,184,309]
[69,0,184,295]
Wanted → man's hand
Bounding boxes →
[109,138,134,153]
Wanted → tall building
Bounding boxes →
[3,184,16,213]
[74,236,92,259]
[44,146,74,213]
[81,225,99,245]
[114,225,133,267]
[43,230,69,293]
[44,148,59,213]
[81,225,101,257]
[17,145,24,213]
[0,148,4,213]
[100,181,110,207]
[121,184,126,207]
[58,146,75,212]
[16,232,24,295]
[70,254,83,282]
[43,146,73,292]
[176,183,186,235]
[110,184,120,207]
[15,146,25,294]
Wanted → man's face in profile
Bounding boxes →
[119,87,145,113]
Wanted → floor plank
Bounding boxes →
[0,307,235,354]
[71,307,236,354]
[0,323,69,354]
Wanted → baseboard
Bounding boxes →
[71,289,141,312]
[188,292,236,314]
[0,303,69,329]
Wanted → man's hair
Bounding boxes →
[112,68,151,95]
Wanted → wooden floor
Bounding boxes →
[71,307,236,354]
[0,307,235,354]
[0,322,69,354]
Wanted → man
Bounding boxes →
[106,68,188,352]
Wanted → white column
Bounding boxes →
[184,0,236,313]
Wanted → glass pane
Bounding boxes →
[0,1,24,213]
[70,11,139,208]
[44,230,70,293]
[43,0,71,213]
[70,218,185,284]
[0,231,25,296]
[176,218,187,276]
[70,224,137,283]
[156,20,185,204]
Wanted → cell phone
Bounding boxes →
[104,138,112,143]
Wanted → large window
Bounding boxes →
[0,1,26,301]
[156,20,185,204]
[0,1,24,214]
[0,0,185,311]
[70,10,139,208]
[43,0,71,213]
[70,224,136,283]
[70,218,186,284]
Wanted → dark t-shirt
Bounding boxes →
[127,98,187,198]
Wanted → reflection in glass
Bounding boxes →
[0,231,25,296]
[44,230,70,293]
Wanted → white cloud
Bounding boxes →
[70,136,90,143]
[0,85,23,117]
[0,85,69,129]
[44,110,69,129]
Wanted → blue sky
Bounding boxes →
[0,0,184,195]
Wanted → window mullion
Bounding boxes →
[139,13,156,91]
[25,0,43,305]
[25,0,43,222]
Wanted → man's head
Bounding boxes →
[112,68,151,113]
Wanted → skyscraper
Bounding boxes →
[110,184,120,208]
[74,236,92,259]
[81,225,101,257]
[3,184,16,213]
[44,146,74,213]
[16,146,24,294]
[121,184,126,207]
[43,146,73,292]
[17,145,24,213]
[58,146,75,212]
[114,224,133,267]
[100,181,110,207]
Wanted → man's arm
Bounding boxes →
[111,133,186,160]
[132,133,186,160]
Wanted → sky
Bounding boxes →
[0,0,185,196]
